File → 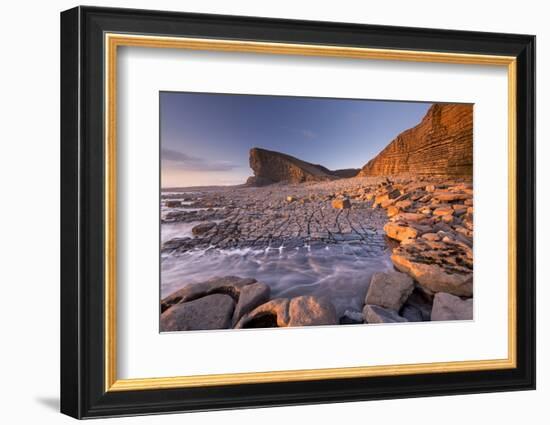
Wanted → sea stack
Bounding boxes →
[247,147,359,186]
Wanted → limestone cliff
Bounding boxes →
[248,147,359,185]
[358,104,473,177]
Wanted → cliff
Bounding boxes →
[247,147,359,185]
[358,103,473,177]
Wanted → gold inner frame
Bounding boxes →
[104,33,517,392]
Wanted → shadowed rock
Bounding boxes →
[161,276,256,313]
[232,282,271,325]
[192,222,216,236]
[400,304,424,322]
[234,298,290,328]
[401,288,433,321]
[288,296,338,327]
[365,271,414,311]
[165,200,182,208]
[431,292,473,321]
[160,294,235,331]
[340,310,364,324]
[363,304,408,324]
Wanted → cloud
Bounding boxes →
[161,148,240,172]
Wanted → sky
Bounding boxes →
[160,92,432,188]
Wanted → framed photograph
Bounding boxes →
[60,6,535,419]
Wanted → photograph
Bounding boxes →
[57,4,536,419]
[159,93,474,332]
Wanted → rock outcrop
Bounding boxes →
[248,147,359,185]
[365,271,414,311]
[160,294,235,331]
[363,304,408,324]
[431,292,473,321]
[358,104,473,177]
[161,276,256,313]
[231,282,271,326]
[288,296,338,327]
[234,298,290,328]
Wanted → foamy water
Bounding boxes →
[161,234,393,317]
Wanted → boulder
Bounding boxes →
[431,292,473,321]
[452,204,468,215]
[434,192,470,202]
[387,205,400,217]
[165,200,181,208]
[363,304,408,324]
[234,298,290,328]
[394,212,426,222]
[339,310,364,324]
[391,250,473,297]
[384,222,418,241]
[441,214,455,224]
[232,282,271,325]
[400,304,424,322]
[403,289,433,321]
[161,276,256,312]
[365,271,414,311]
[160,294,235,331]
[421,232,440,241]
[374,193,388,205]
[433,206,454,216]
[395,199,412,209]
[331,198,351,209]
[380,198,396,209]
[374,189,400,207]
[191,222,216,236]
[388,188,402,199]
[288,295,338,327]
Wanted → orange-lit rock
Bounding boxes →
[358,104,473,177]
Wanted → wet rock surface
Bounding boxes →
[161,177,389,254]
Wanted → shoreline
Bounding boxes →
[160,175,473,331]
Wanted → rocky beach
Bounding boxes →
[160,103,474,331]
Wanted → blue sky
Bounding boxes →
[160,92,431,187]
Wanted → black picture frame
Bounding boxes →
[61,5,536,419]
